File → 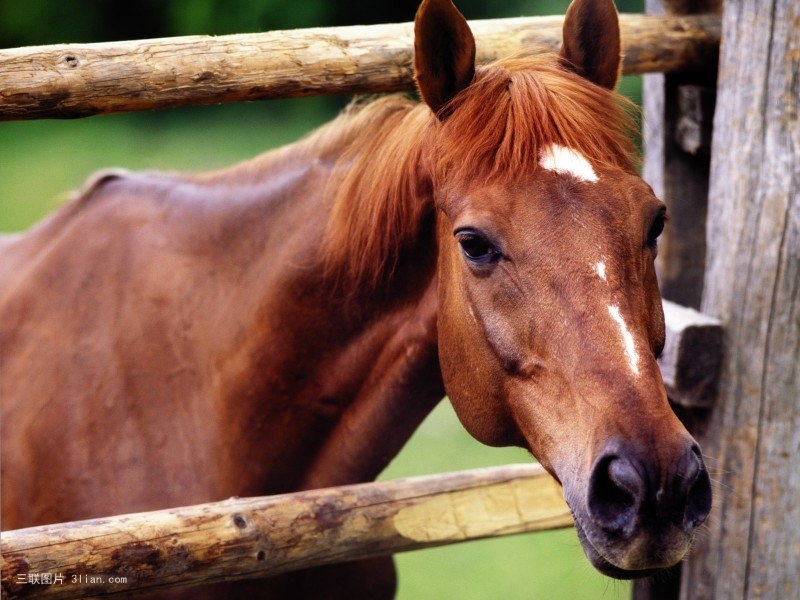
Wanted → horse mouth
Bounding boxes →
[571,511,664,580]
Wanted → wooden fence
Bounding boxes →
[1,9,725,600]
[1,465,570,599]
[6,3,797,599]
[0,13,720,120]
[637,1,800,599]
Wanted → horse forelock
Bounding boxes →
[435,55,639,189]
[320,55,639,296]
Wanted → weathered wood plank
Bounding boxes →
[644,6,718,310]
[674,84,716,155]
[0,13,721,121]
[0,464,571,599]
[638,4,721,599]
[659,300,722,408]
[680,0,800,597]
[644,2,720,312]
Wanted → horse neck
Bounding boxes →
[208,102,444,493]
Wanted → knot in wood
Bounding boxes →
[59,54,80,68]
[232,514,248,529]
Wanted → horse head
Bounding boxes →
[414,0,711,578]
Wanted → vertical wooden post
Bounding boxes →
[680,0,800,598]
[643,0,721,310]
[637,1,720,599]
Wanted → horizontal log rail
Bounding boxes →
[0,13,720,121]
[1,464,570,599]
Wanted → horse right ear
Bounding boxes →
[559,0,621,90]
[414,0,476,119]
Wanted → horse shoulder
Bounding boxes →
[0,159,333,525]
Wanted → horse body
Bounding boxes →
[1,106,442,524]
[2,1,711,597]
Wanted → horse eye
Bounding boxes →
[647,209,668,248]
[455,231,500,264]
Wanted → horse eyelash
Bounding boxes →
[647,210,668,248]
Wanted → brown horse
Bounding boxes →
[1,0,711,597]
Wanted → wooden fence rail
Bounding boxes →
[0,13,720,121]
[1,464,570,599]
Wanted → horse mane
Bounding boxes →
[318,96,435,294]
[320,54,639,294]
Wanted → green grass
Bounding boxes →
[0,99,630,599]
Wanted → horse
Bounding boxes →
[0,0,711,597]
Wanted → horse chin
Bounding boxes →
[571,511,666,581]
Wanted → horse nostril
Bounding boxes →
[586,443,711,539]
[587,455,643,534]
[683,445,712,530]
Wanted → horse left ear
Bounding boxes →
[414,0,476,119]
[559,0,621,90]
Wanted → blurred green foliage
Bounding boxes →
[0,0,642,47]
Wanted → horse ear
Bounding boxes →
[414,0,476,119]
[559,0,621,90]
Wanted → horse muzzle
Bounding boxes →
[565,437,712,579]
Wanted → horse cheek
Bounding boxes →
[437,306,521,448]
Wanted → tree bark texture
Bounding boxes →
[681,0,800,598]
[0,13,721,121]
[1,464,571,599]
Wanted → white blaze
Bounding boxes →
[539,143,599,183]
[608,305,640,376]
[595,261,608,282]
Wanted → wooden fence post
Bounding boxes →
[643,0,721,311]
[679,0,800,598]
[637,1,721,599]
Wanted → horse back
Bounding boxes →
[0,161,330,527]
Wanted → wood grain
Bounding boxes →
[638,5,721,598]
[644,0,720,311]
[0,464,571,599]
[659,300,722,408]
[0,13,721,121]
[681,0,800,597]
